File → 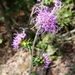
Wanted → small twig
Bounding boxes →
[0,31,7,35]
[57,35,75,44]
[41,0,45,6]
[58,29,75,38]
[54,29,75,46]
[11,18,20,26]
[64,35,75,41]
[50,57,65,68]
[28,4,39,25]
[49,48,58,56]
[28,3,42,25]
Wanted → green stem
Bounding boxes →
[29,0,45,74]
[29,27,40,75]
[41,0,45,6]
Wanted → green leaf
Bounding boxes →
[66,0,71,4]
[34,57,39,62]
[50,56,57,61]
[64,11,72,17]
[44,0,53,5]
[39,56,43,60]
[30,72,37,75]
[73,65,75,72]
[21,41,26,47]
[0,39,3,44]
[65,73,70,75]
[46,45,56,56]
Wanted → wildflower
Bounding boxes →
[41,53,50,69]
[33,0,62,34]
[54,0,62,8]
[33,6,58,34]
[37,0,40,2]
[12,29,26,49]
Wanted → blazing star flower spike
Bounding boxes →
[12,29,26,49]
[42,53,50,69]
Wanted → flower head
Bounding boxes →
[41,53,50,69]
[32,0,62,34]
[12,29,26,49]
[33,6,58,34]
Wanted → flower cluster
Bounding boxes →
[33,0,62,34]
[12,29,26,49]
[33,53,50,69]
[41,53,50,69]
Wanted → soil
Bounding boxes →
[47,46,75,75]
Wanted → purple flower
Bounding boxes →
[33,6,59,34]
[54,0,62,8]
[37,0,40,2]
[41,53,50,69]
[12,29,26,49]
[33,0,62,34]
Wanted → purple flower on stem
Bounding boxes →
[41,53,50,69]
[32,0,62,34]
[33,6,58,34]
[12,29,26,49]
